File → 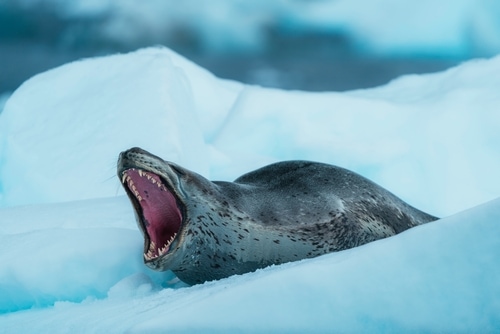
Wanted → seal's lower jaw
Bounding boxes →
[121,168,183,264]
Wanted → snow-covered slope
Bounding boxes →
[0,47,499,332]
[0,196,498,333]
[1,48,499,215]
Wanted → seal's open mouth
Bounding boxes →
[121,168,183,261]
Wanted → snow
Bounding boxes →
[2,48,500,215]
[0,92,10,114]
[1,196,499,332]
[0,49,220,206]
[0,196,180,314]
[0,47,499,332]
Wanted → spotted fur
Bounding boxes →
[118,147,437,285]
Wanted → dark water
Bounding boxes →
[193,54,460,91]
[0,2,461,94]
[0,41,460,94]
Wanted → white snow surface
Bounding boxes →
[0,47,499,332]
[0,193,499,332]
[1,47,500,215]
[0,92,10,115]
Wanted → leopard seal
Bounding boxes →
[117,147,438,285]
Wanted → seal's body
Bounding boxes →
[118,147,437,285]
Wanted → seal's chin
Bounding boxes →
[121,168,183,261]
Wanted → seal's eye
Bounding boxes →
[121,169,183,260]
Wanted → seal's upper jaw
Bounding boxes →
[120,167,185,263]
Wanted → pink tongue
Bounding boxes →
[126,170,182,252]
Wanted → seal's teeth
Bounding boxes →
[138,170,144,177]
[144,236,179,260]
[132,185,139,197]
[168,233,176,246]
[137,195,143,201]
[159,243,169,256]
[146,175,151,180]
[158,245,168,256]
[121,174,127,184]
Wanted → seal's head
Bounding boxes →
[117,147,213,272]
